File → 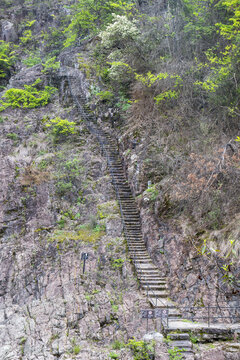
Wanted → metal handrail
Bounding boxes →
[65,70,240,332]
[66,72,166,300]
[179,305,240,326]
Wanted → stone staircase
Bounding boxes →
[66,78,239,359]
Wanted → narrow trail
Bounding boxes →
[65,68,240,359]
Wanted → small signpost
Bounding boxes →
[141,309,169,332]
[81,252,89,274]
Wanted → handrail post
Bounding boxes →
[208,304,210,327]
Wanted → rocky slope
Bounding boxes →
[0,64,158,359]
[0,0,239,359]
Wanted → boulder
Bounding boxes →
[1,21,17,42]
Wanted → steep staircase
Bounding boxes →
[66,73,239,359]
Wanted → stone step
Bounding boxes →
[124,218,141,222]
[148,297,176,308]
[129,252,149,256]
[122,210,139,214]
[136,267,159,273]
[140,276,167,284]
[140,280,167,285]
[125,233,143,236]
[142,284,168,290]
[169,333,190,341]
[169,340,193,350]
[128,242,144,245]
[144,290,169,298]
[128,239,144,242]
[141,275,167,284]
[133,254,150,258]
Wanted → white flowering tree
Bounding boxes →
[99,14,140,82]
[100,14,140,49]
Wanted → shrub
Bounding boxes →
[0,40,16,80]
[127,338,154,360]
[0,78,57,111]
[112,340,125,350]
[45,117,77,137]
[100,14,140,49]
[109,352,119,359]
[73,345,81,355]
[23,51,41,67]
[96,90,114,102]
[6,132,18,141]
[20,29,32,45]
[42,56,60,74]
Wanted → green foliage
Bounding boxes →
[109,352,119,359]
[22,51,42,67]
[56,181,73,195]
[0,41,16,79]
[127,338,154,360]
[154,90,179,104]
[100,14,140,48]
[116,93,131,112]
[111,258,124,269]
[45,117,77,137]
[49,226,105,246]
[73,345,81,355]
[77,55,92,78]
[42,56,60,74]
[6,132,18,141]
[96,90,114,102]
[135,72,169,87]
[0,79,57,111]
[112,340,126,350]
[184,0,240,109]
[25,20,36,28]
[63,0,135,48]
[107,61,133,82]
[168,346,184,360]
[132,70,182,106]
[146,184,159,201]
[20,30,33,45]
[189,333,199,344]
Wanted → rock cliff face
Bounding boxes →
[119,135,240,312]
[0,1,239,359]
[0,66,154,359]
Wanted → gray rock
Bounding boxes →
[143,331,164,342]
[1,21,17,42]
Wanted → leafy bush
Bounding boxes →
[42,56,60,74]
[45,117,77,137]
[20,30,32,45]
[96,90,114,102]
[6,132,18,141]
[0,78,57,111]
[56,181,73,195]
[127,338,154,360]
[100,14,140,49]
[112,340,125,350]
[23,51,41,67]
[73,345,81,355]
[63,0,134,48]
[0,40,16,80]
[111,258,124,269]
[109,352,119,359]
